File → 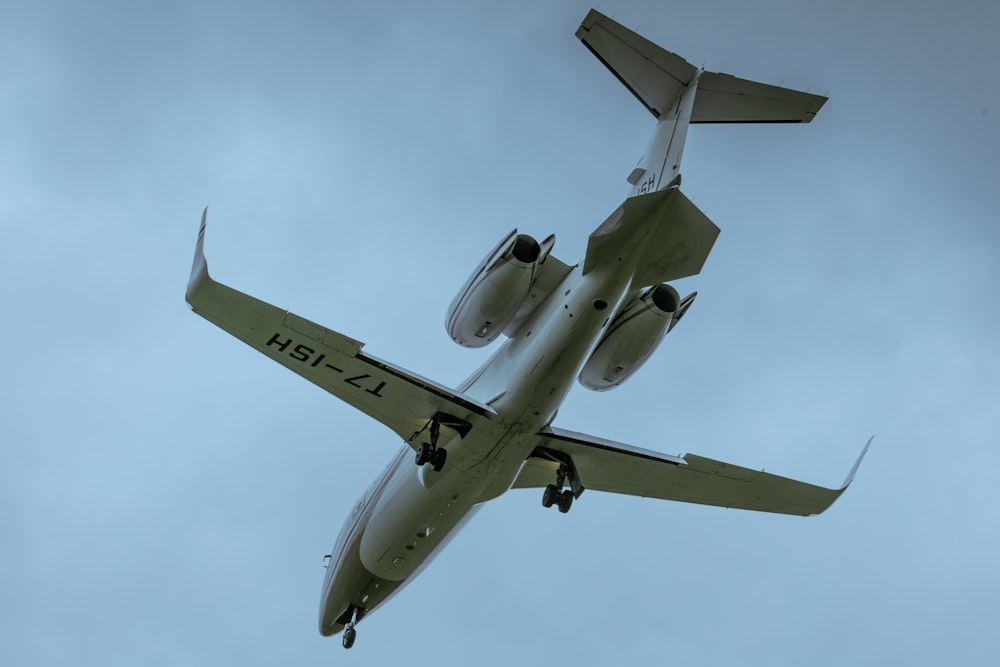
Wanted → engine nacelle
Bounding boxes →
[578,284,696,391]
[446,230,541,348]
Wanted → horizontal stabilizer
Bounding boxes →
[577,9,827,123]
[693,71,827,123]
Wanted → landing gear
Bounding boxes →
[541,484,574,511]
[538,455,583,514]
[341,606,361,650]
[414,416,447,471]
[415,442,447,471]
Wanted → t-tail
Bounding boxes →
[577,9,828,197]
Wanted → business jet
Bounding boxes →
[186,9,868,650]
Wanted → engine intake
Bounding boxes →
[578,284,696,391]
[446,230,541,348]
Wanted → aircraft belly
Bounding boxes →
[359,461,487,582]
[483,266,634,424]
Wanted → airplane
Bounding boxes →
[186,9,869,650]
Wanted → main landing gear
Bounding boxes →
[542,482,574,513]
[536,451,584,514]
[414,416,447,471]
[411,412,472,473]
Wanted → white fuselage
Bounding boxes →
[318,262,636,635]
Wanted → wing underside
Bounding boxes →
[186,210,495,445]
[513,427,870,516]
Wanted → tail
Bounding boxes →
[576,10,828,195]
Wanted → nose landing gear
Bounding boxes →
[342,625,357,650]
[340,606,363,650]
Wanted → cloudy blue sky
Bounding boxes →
[3,1,998,664]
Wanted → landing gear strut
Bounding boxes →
[414,416,447,471]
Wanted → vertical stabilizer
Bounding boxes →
[577,10,701,196]
[626,72,700,196]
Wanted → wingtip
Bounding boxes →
[198,207,208,242]
[187,208,211,304]
[840,435,874,489]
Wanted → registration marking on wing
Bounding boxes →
[265,332,386,398]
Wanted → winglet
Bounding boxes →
[840,435,874,489]
[187,207,211,305]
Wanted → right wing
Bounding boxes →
[186,209,495,444]
[513,426,871,517]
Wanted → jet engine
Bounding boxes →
[578,284,696,391]
[446,230,541,348]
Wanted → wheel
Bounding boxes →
[431,447,447,472]
[415,443,432,466]
[557,490,573,514]
[342,626,357,649]
[542,484,559,508]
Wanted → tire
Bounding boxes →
[557,490,573,514]
[542,484,558,508]
[432,447,447,472]
[342,626,357,649]
[415,443,432,466]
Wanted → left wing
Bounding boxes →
[186,209,495,445]
[513,426,871,516]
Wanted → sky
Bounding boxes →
[2,0,998,664]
